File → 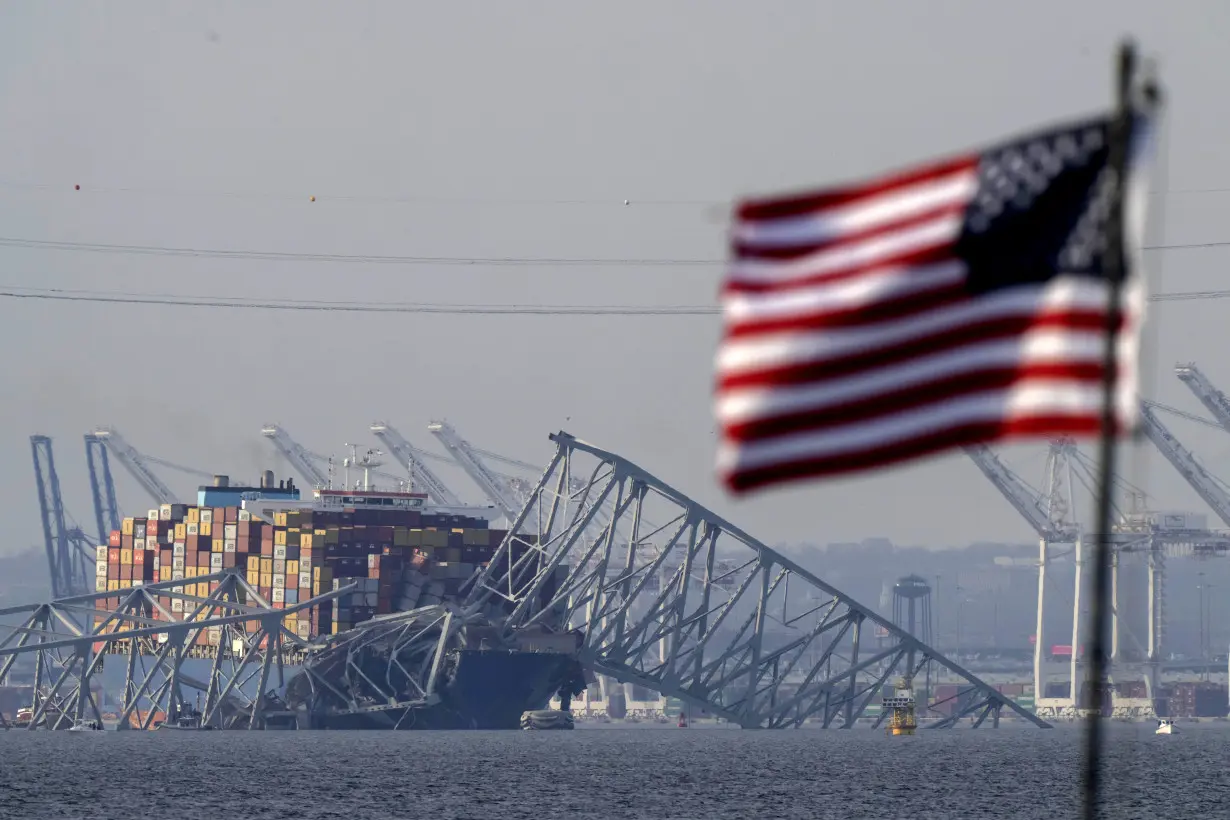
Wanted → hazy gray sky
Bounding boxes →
[3,1,1230,558]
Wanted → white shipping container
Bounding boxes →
[273,545,287,560]
[97,559,108,576]
[159,504,172,520]
[238,509,251,521]
[368,554,378,568]
[273,573,286,588]
[148,509,160,521]
[224,539,237,553]
[210,554,224,569]
[272,587,285,603]
[201,510,213,524]
[298,572,312,588]
[187,522,198,535]
[96,578,107,592]
[172,556,185,570]
[273,559,285,575]
[134,537,146,550]
[173,543,185,557]
[153,556,161,571]
[224,524,238,539]
[172,570,184,581]
[96,545,108,560]
[171,599,183,612]
[132,580,143,587]
[299,556,312,570]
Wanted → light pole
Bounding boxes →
[1199,572,1206,665]
[934,574,942,651]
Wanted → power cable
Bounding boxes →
[0,235,1228,266]
[2,284,1228,315]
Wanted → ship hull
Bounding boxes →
[304,648,580,730]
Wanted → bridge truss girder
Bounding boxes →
[464,431,1050,730]
[283,605,477,727]
[0,570,350,730]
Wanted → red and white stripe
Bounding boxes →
[716,157,1145,494]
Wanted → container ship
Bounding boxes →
[93,471,586,729]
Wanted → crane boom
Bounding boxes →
[1175,362,1230,434]
[31,436,94,598]
[427,420,528,524]
[963,444,1077,541]
[84,434,120,542]
[370,422,464,506]
[90,427,177,505]
[261,424,330,488]
[1138,401,1230,527]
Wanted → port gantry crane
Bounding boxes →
[427,420,534,526]
[1176,361,1230,434]
[963,442,1092,714]
[369,422,464,506]
[261,424,330,488]
[84,434,121,548]
[89,427,179,505]
[1137,399,1230,529]
[30,436,98,598]
[967,402,1230,718]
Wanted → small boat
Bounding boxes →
[520,709,575,730]
[1155,719,1180,735]
[66,720,103,732]
[158,714,214,731]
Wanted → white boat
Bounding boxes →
[66,720,103,732]
[1155,719,1180,735]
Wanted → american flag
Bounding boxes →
[716,112,1155,494]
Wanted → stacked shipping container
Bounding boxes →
[92,500,550,647]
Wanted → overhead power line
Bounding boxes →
[0,237,717,267]
[1,284,1228,316]
[1,235,1229,266]
[4,177,1230,204]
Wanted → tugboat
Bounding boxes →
[1155,718,1180,735]
[883,677,918,736]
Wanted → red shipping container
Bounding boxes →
[133,549,145,564]
[109,530,122,547]
[108,548,121,564]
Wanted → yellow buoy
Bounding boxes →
[309,195,316,202]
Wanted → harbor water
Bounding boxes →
[0,722,1223,819]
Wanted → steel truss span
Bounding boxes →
[464,432,1050,730]
[284,605,472,728]
[0,570,349,730]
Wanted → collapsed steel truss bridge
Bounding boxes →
[462,432,1049,730]
[3,432,1049,730]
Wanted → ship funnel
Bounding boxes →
[261,470,275,488]
[213,475,230,488]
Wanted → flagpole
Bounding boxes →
[1081,40,1137,820]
